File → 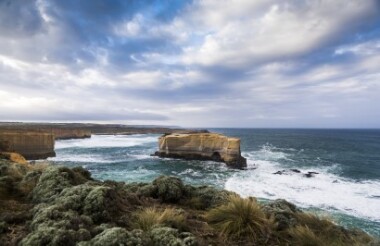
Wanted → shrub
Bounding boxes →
[153,176,185,202]
[149,227,197,246]
[206,195,273,243]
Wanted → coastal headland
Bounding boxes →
[0,122,206,160]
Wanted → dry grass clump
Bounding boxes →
[29,161,50,172]
[288,225,324,246]
[287,212,375,246]
[132,207,186,231]
[206,195,274,243]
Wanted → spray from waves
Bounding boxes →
[55,134,159,149]
[225,144,380,222]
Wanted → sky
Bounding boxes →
[0,0,380,128]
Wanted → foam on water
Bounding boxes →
[49,154,115,163]
[225,144,380,222]
[55,134,158,149]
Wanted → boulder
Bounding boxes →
[154,133,246,169]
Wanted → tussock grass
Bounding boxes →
[286,212,375,246]
[288,225,323,246]
[132,207,186,231]
[206,195,274,242]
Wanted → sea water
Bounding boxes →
[49,129,380,236]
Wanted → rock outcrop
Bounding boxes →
[154,133,247,169]
[0,131,55,160]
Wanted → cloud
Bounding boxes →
[0,0,379,127]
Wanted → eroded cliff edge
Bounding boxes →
[154,133,247,169]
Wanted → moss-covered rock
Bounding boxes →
[149,227,197,246]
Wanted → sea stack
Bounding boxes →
[155,133,247,169]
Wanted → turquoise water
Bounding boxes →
[49,129,380,237]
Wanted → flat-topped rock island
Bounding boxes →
[154,133,247,169]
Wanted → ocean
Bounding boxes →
[48,128,380,237]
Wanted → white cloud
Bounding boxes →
[335,39,380,56]
[180,0,379,67]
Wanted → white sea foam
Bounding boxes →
[55,134,158,149]
[49,154,114,163]
[225,145,380,222]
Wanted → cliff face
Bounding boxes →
[0,132,55,160]
[155,133,247,168]
[51,129,91,140]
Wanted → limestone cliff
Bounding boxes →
[51,129,91,140]
[0,131,55,160]
[155,133,247,168]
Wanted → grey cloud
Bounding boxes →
[0,0,43,37]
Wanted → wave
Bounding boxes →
[225,144,380,222]
[55,134,158,149]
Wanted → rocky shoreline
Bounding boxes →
[0,155,378,245]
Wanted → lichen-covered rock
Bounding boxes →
[78,227,146,246]
[262,199,301,230]
[149,227,197,246]
[152,176,185,203]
